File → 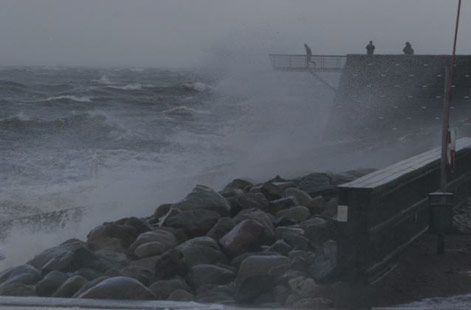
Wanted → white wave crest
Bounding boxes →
[96,75,112,85]
[46,95,92,103]
[182,82,211,92]
[109,83,143,91]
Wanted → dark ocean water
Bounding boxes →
[0,66,333,223]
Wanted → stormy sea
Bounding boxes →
[0,65,339,266]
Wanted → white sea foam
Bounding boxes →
[182,81,211,92]
[45,95,92,103]
[109,83,143,90]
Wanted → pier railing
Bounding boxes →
[269,54,347,72]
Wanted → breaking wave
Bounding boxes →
[108,83,144,91]
[44,95,93,103]
[181,81,211,92]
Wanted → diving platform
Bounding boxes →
[269,54,346,72]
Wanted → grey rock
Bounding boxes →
[0,264,40,287]
[0,282,36,297]
[306,196,326,215]
[286,296,332,308]
[177,236,227,267]
[168,288,194,301]
[154,204,172,219]
[219,219,264,257]
[275,226,305,239]
[71,268,101,281]
[235,255,290,303]
[163,209,220,238]
[227,193,270,216]
[277,206,310,223]
[268,197,298,214]
[189,264,235,288]
[52,275,87,298]
[35,270,68,297]
[154,249,187,280]
[78,276,155,300]
[282,231,311,251]
[289,250,314,273]
[196,285,236,304]
[231,251,282,269]
[298,173,335,196]
[301,217,336,246]
[128,255,161,273]
[273,285,290,305]
[207,217,235,241]
[308,240,337,283]
[87,223,139,252]
[284,188,312,206]
[149,277,191,300]
[134,242,168,258]
[72,276,109,298]
[266,240,292,256]
[288,276,321,298]
[234,208,275,242]
[261,182,297,200]
[129,230,177,255]
[119,266,153,286]
[223,178,254,192]
[174,185,230,216]
[123,217,152,234]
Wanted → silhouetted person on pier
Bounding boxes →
[403,42,414,55]
[304,43,316,67]
[366,41,375,55]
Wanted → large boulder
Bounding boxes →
[177,237,227,267]
[189,264,235,288]
[173,185,230,216]
[0,264,40,287]
[35,270,68,297]
[227,193,270,216]
[154,249,187,280]
[284,188,312,207]
[234,208,275,242]
[266,240,292,256]
[288,276,322,298]
[207,217,235,241]
[219,219,265,257]
[87,223,139,252]
[129,229,177,257]
[308,240,338,283]
[163,209,220,238]
[276,206,310,223]
[77,276,155,300]
[301,217,336,246]
[168,289,194,301]
[260,182,297,200]
[298,173,335,196]
[223,179,254,192]
[196,284,236,304]
[52,275,88,298]
[268,197,298,214]
[149,277,191,300]
[0,282,36,297]
[28,239,125,273]
[235,255,290,303]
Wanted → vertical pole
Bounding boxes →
[440,67,450,192]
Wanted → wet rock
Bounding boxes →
[87,223,139,252]
[128,229,177,255]
[119,266,153,286]
[149,277,191,300]
[289,250,314,273]
[227,193,270,216]
[261,182,297,200]
[154,249,187,280]
[154,203,172,219]
[286,296,332,308]
[163,209,220,238]
[284,188,312,207]
[189,264,235,288]
[308,240,337,283]
[207,217,235,241]
[277,206,310,223]
[72,268,101,281]
[269,197,298,214]
[234,208,275,242]
[177,236,227,267]
[0,282,36,297]
[235,255,290,303]
[123,217,152,234]
[134,242,168,258]
[298,173,335,196]
[128,255,161,273]
[281,230,311,251]
[231,251,282,269]
[35,270,68,297]
[52,275,87,298]
[301,217,335,246]
[266,240,292,256]
[72,276,109,298]
[224,178,254,192]
[196,284,236,304]
[173,185,231,216]
[306,196,326,215]
[274,216,298,227]
[168,288,193,301]
[275,226,305,239]
[78,276,155,300]
[288,276,321,298]
[220,219,265,257]
[0,264,40,287]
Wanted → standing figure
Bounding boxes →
[366,41,375,55]
[304,43,316,67]
[403,42,414,55]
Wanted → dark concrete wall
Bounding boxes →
[328,54,471,139]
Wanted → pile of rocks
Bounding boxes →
[0,170,371,308]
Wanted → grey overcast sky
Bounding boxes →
[0,0,469,67]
